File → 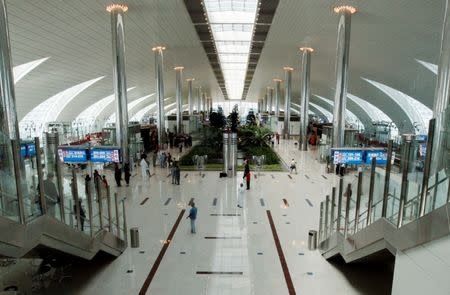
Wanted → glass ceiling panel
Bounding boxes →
[309,103,333,122]
[13,57,49,84]
[106,94,154,124]
[362,78,432,134]
[314,94,365,129]
[20,76,104,138]
[415,59,438,75]
[204,0,258,100]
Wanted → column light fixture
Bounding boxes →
[333,5,357,14]
[106,3,128,12]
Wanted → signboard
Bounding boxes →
[57,148,88,163]
[365,150,388,164]
[27,144,36,157]
[332,149,364,165]
[90,148,121,163]
[419,143,427,157]
[416,134,428,142]
[20,144,27,158]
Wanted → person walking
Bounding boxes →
[152,150,158,167]
[74,199,86,231]
[242,160,251,190]
[43,172,59,217]
[237,182,245,208]
[124,163,131,186]
[289,159,297,174]
[175,162,181,185]
[276,132,280,144]
[171,163,177,184]
[140,155,150,178]
[186,202,197,234]
[114,163,122,187]
[84,174,91,196]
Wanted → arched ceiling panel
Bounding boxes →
[13,57,49,83]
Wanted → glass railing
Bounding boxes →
[0,134,128,246]
[318,118,450,243]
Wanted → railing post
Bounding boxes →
[319,201,324,242]
[367,157,376,225]
[106,185,112,231]
[382,140,393,218]
[397,140,412,228]
[344,183,352,239]
[86,183,94,237]
[122,200,127,245]
[11,139,25,224]
[35,137,47,215]
[97,182,103,230]
[72,169,81,230]
[337,177,344,232]
[354,171,362,233]
[324,195,329,238]
[330,188,336,234]
[53,134,65,223]
[419,119,435,217]
[114,192,120,237]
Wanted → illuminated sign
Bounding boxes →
[365,150,388,164]
[57,148,88,163]
[332,149,364,165]
[90,148,121,163]
[20,144,26,158]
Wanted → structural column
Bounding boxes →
[196,87,201,113]
[152,46,166,148]
[283,67,293,139]
[299,47,313,151]
[174,66,183,134]
[431,0,450,178]
[273,79,282,117]
[263,93,267,112]
[107,3,129,163]
[202,92,207,113]
[332,5,357,148]
[267,87,274,114]
[187,78,194,115]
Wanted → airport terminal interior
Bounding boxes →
[0,0,450,294]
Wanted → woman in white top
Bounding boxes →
[237,183,245,208]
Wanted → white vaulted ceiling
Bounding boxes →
[4,0,447,136]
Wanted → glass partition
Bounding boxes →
[0,133,20,222]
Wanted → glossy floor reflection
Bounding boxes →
[42,140,392,295]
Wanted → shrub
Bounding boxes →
[180,145,222,165]
[241,145,280,165]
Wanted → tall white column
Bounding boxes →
[332,5,357,148]
[152,45,166,148]
[107,3,129,163]
[174,66,183,134]
[283,67,293,139]
[299,47,313,151]
[273,79,282,117]
[187,78,194,115]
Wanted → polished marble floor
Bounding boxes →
[43,140,392,295]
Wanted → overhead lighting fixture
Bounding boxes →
[152,46,166,51]
[106,3,128,12]
[203,0,259,100]
[299,47,314,53]
[333,5,357,14]
[283,66,294,71]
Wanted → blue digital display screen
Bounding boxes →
[20,144,26,158]
[90,149,121,163]
[419,143,427,157]
[365,150,388,164]
[27,144,36,157]
[415,135,428,142]
[332,149,364,165]
[57,148,88,163]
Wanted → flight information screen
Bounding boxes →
[332,149,364,165]
[57,148,88,163]
[365,150,388,164]
[90,148,121,163]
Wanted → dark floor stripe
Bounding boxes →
[283,199,290,207]
[305,198,313,207]
[139,209,185,295]
[204,237,241,240]
[271,174,275,179]
[140,197,149,205]
[305,174,310,179]
[212,198,217,206]
[266,210,296,295]
[260,198,265,206]
[287,174,292,179]
[164,198,172,206]
[321,175,327,179]
[188,198,194,206]
[210,213,240,216]
[202,174,205,178]
[167,173,171,178]
[254,174,257,179]
[197,271,243,275]
[184,173,188,178]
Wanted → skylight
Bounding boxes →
[13,57,49,84]
[363,78,432,134]
[415,59,438,75]
[313,94,364,129]
[106,93,155,124]
[203,0,258,100]
[309,102,333,122]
